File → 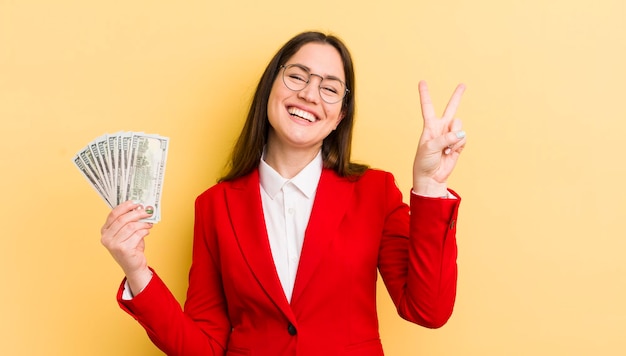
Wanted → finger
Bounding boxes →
[438,130,467,154]
[445,137,467,155]
[418,80,436,122]
[442,83,466,120]
[448,118,463,133]
[102,219,153,248]
[104,226,152,264]
[111,209,153,236]
[445,119,465,154]
[102,203,153,237]
[102,200,142,231]
[117,221,153,244]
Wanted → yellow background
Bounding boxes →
[1,0,625,355]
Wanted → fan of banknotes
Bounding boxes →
[72,132,169,223]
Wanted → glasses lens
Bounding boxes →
[319,79,345,104]
[283,65,309,91]
[282,65,347,104]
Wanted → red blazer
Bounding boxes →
[118,168,460,356]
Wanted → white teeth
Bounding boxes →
[288,107,316,122]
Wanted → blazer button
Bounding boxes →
[287,323,297,336]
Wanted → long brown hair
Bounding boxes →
[219,31,368,182]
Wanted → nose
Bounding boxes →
[297,74,323,103]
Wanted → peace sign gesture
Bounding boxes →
[412,81,467,197]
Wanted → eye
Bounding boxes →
[288,73,308,83]
[284,65,310,84]
[321,79,343,95]
[321,86,338,94]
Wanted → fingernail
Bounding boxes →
[145,206,154,215]
[444,147,452,155]
[455,131,466,139]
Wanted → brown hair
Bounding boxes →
[219,31,368,182]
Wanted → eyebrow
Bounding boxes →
[290,63,345,82]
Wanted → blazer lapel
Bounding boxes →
[225,169,295,322]
[291,169,354,303]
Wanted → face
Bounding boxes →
[266,43,346,154]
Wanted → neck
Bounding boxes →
[264,142,321,179]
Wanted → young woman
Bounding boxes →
[101,31,467,355]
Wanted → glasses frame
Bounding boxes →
[280,64,350,104]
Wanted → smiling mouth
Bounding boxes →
[288,107,317,123]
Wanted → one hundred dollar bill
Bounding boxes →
[126,133,169,223]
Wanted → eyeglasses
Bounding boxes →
[280,64,349,104]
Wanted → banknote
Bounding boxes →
[72,132,169,223]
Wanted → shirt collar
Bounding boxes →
[259,150,323,199]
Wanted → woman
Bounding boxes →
[101,31,467,355]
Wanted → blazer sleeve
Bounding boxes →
[377,172,459,328]
[116,193,231,356]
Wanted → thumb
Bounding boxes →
[444,119,465,147]
[436,130,466,155]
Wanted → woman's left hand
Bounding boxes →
[412,81,467,197]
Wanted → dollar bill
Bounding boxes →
[126,133,168,222]
[73,155,113,208]
[72,131,169,223]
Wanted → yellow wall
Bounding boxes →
[2,0,625,355]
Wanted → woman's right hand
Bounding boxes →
[101,200,154,296]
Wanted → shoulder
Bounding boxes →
[196,169,259,204]
[355,169,404,205]
[360,168,393,180]
[329,168,406,212]
[196,181,227,202]
[324,168,400,198]
[353,168,397,187]
[322,167,396,186]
